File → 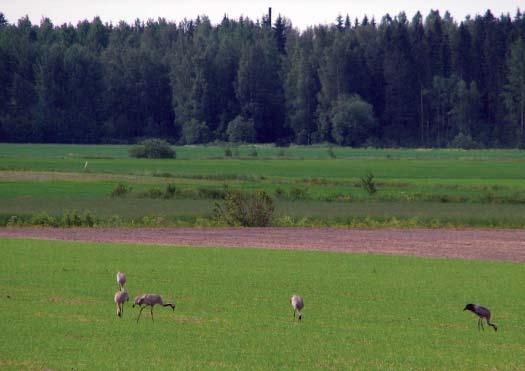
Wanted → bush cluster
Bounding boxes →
[214,190,274,227]
[110,183,132,197]
[129,138,176,159]
[361,173,377,195]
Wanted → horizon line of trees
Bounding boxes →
[0,9,525,148]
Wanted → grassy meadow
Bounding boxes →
[0,143,524,227]
[1,238,524,369]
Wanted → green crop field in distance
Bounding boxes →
[1,143,524,160]
[1,239,524,369]
[1,144,524,227]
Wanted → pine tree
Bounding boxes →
[336,15,344,32]
[451,79,482,138]
[503,37,525,144]
[236,30,286,142]
[285,30,320,143]
[382,13,419,145]
[273,14,288,54]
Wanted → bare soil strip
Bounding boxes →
[1,228,524,262]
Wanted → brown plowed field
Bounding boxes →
[1,227,525,262]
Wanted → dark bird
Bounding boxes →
[464,304,498,332]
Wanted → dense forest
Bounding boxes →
[0,9,524,147]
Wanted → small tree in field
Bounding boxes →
[360,172,377,195]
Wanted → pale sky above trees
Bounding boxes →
[3,0,523,29]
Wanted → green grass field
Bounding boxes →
[1,144,524,227]
[1,143,524,160]
[1,239,524,369]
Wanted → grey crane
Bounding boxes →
[133,294,176,323]
[464,303,498,332]
[116,272,126,291]
[114,290,129,318]
[290,295,304,321]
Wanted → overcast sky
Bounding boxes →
[3,0,523,29]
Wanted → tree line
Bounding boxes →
[0,9,524,147]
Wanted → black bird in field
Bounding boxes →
[464,304,498,332]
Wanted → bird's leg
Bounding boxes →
[150,307,154,322]
[487,320,498,332]
[136,305,146,323]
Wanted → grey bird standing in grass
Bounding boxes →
[114,290,129,318]
[116,272,126,291]
[133,294,176,323]
[464,304,498,331]
[290,295,304,321]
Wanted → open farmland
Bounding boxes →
[1,238,524,369]
[0,144,524,227]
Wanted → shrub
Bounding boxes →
[30,212,58,227]
[164,184,176,199]
[63,211,82,227]
[182,119,210,144]
[274,187,285,198]
[110,183,132,198]
[129,138,175,159]
[361,172,377,195]
[6,215,20,226]
[289,187,308,200]
[224,147,233,157]
[214,190,274,227]
[128,145,146,158]
[248,147,258,157]
[226,115,256,143]
[82,211,95,227]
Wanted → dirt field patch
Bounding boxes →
[1,227,524,262]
